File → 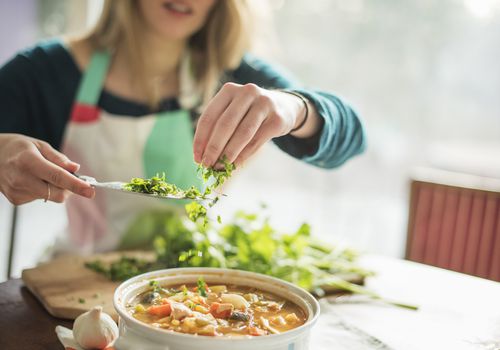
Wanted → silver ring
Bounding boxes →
[44,182,51,203]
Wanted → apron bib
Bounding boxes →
[59,51,200,254]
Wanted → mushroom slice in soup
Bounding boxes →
[229,311,250,322]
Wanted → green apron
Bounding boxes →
[59,51,201,253]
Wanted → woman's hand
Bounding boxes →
[193,83,321,168]
[0,134,95,205]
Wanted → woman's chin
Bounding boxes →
[152,25,199,42]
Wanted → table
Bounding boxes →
[0,256,499,350]
[313,256,500,349]
[0,279,72,349]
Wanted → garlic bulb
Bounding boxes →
[73,306,118,350]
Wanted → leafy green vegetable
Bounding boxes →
[86,209,376,297]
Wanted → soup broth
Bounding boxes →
[128,279,307,337]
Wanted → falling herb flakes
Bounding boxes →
[185,201,208,226]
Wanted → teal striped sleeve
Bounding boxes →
[229,54,366,169]
[290,89,366,168]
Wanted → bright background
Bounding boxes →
[1,0,499,282]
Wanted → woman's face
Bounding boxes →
[138,0,217,41]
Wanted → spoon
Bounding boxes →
[76,174,209,201]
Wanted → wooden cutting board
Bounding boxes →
[21,251,155,321]
[22,251,364,321]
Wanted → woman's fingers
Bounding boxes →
[194,84,300,168]
[26,174,70,203]
[234,119,278,167]
[200,94,255,167]
[193,84,234,163]
[36,140,80,173]
[2,172,69,205]
[0,134,92,205]
[221,104,268,164]
[28,152,94,198]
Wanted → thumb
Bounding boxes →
[36,141,80,173]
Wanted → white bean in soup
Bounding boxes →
[127,279,307,337]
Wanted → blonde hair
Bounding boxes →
[85,0,253,109]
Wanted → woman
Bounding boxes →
[0,0,365,253]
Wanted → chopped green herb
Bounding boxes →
[149,280,163,294]
[184,186,203,199]
[78,298,85,304]
[122,157,236,226]
[123,173,181,197]
[185,202,208,226]
[85,257,152,281]
[197,155,235,190]
[183,156,236,226]
[197,277,207,297]
[217,215,222,224]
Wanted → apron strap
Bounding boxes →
[74,51,111,106]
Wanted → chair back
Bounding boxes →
[406,168,500,282]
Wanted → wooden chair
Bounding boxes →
[406,168,500,282]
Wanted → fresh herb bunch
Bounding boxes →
[86,209,378,300]
[86,210,417,309]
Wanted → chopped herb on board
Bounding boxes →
[78,298,86,304]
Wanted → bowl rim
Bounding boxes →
[113,267,320,342]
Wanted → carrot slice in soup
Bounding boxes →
[147,303,172,317]
[209,302,233,319]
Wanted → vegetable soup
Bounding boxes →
[128,278,306,337]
